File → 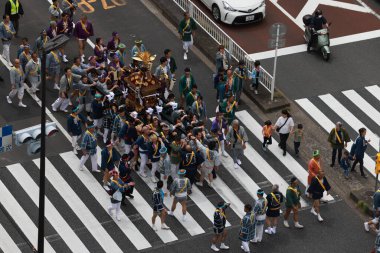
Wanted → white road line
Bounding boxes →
[319,94,379,152]
[235,110,334,201]
[248,30,380,60]
[295,98,377,179]
[137,174,205,236]
[94,146,178,242]
[60,152,152,250]
[365,85,380,102]
[0,180,56,253]
[342,89,380,127]
[0,223,22,253]
[210,117,262,201]
[243,143,308,207]
[33,158,124,253]
[6,164,90,253]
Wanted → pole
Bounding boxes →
[37,49,47,253]
[271,24,280,101]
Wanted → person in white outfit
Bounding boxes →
[108,170,134,221]
[251,189,267,243]
[79,123,100,172]
[6,58,26,107]
[52,67,81,112]
[24,52,41,100]
[169,169,191,221]
[0,15,16,66]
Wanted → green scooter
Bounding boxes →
[304,27,331,61]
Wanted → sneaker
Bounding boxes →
[222,151,228,157]
[161,223,170,230]
[265,228,272,234]
[18,102,27,107]
[73,149,78,155]
[54,83,60,90]
[6,96,12,104]
[92,169,101,173]
[116,215,121,221]
[152,224,158,231]
[364,222,370,232]
[63,55,68,63]
[317,214,324,222]
[295,222,304,229]
[237,159,242,165]
[220,243,229,250]
[254,90,258,95]
[234,163,239,169]
[182,214,187,221]
[195,182,203,187]
[168,211,174,216]
[310,208,318,216]
[283,220,290,228]
[183,52,187,60]
[211,244,220,252]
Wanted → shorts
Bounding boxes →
[266,209,280,218]
[213,227,224,234]
[174,196,187,202]
[153,207,164,214]
[201,165,213,175]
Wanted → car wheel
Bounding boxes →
[212,4,221,21]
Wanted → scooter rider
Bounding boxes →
[307,10,329,53]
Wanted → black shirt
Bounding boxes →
[312,16,327,30]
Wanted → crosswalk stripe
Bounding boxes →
[6,164,90,253]
[235,110,334,202]
[365,85,380,102]
[94,147,178,243]
[295,98,377,179]
[0,180,56,253]
[137,174,206,236]
[210,117,261,201]
[124,189,178,243]
[319,94,379,151]
[0,223,22,253]
[33,158,125,253]
[60,152,152,250]
[342,89,380,127]
[187,185,232,226]
[243,142,308,207]
[209,176,246,218]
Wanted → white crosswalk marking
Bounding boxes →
[243,143,308,207]
[365,85,380,102]
[342,89,380,127]
[295,98,377,179]
[6,164,90,253]
[138,174,205,236]
[60,152,152,250]
[0,180,56,253]
[94,147,178,243]
[319,94,380,151]
[0,223,22,253]
[210,117,261,201]
[33,158,124,253]
[235,110,334,202]
[188,185,232,226]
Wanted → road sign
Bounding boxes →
[0,125,13,153]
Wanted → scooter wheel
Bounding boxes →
[323,52,330,61]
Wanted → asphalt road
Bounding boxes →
[0,0,376,252]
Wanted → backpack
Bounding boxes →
[350,137,359,156]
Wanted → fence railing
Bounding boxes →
[172,0,274,94]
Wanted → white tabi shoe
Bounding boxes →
[233,163,239,169]
[219,243,229,250]
[73,149,78,155]
[54,83,60,90]
[364,222,370,232]
[295,222,304,228]
[182,214,187,221]
[237,159,242,165]
[311,208,318,216]
[92,169,101,173]
[6,96,12,104]
[283,220,290,228]
[18,102,27,107]
[317,214,324,222]
[211,244,220,252]
[183,52,187,60]
[168,211,174,216]
[265,227,272,234]
[152,224,158,231]
[222,151,228,157]
[161,223,170,230]
[63,55,68,63]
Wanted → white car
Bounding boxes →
[200,0,266,24]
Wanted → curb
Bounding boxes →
[350,189,374,217]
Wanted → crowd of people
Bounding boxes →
[1,0,378,252]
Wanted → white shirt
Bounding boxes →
[275,116,294,134]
